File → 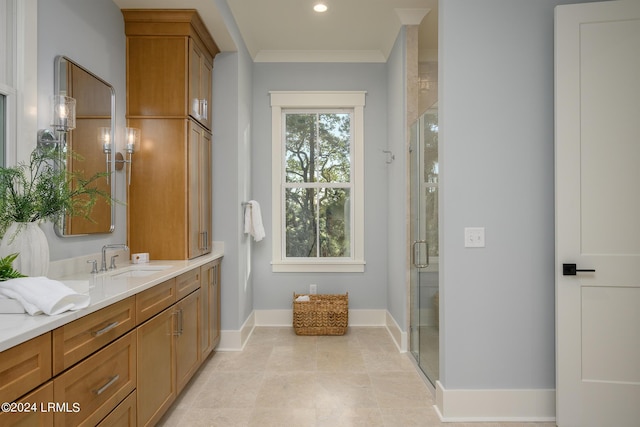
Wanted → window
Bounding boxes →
[0,95,5,166]
[271,91,366,272]
[1,0,37,167]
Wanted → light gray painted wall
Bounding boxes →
[386,29,409,328]
[438,0,604,390]
[212,0,253,331]
[250,62,389,311]
[37,0,127,260]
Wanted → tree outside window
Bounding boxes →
[284,112,352,258]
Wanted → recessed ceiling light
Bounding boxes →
[313,2,328,13]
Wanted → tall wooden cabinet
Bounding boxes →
[123,10,219,260]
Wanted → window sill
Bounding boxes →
[272,260,366,273]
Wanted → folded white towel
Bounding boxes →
[244,200,266,242]
[0,277,90,316]
[295,295,310,302]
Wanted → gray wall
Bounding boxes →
[438,0,602,390]
[250,62,389,311]
[385,29,409,328]
[212,0,254,331]
[37,0,127,259]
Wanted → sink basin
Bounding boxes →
[109,265,172,279]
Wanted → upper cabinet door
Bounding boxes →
[127,36,188,117]
[189,39,213,130]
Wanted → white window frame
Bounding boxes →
[1,0,37,166]
[270,91,366,273]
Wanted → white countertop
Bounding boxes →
[0,247,224,352]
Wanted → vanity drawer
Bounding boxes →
[0,332,52,404]
[53,331,136,427]
[53,297,136,374]
[136,278,176,324]
[176,268,200,300]
[97,390,136,427]
[0,381,54,427]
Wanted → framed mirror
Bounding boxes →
[54,55,116,236]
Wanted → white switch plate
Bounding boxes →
[310,284,317,294]
[464,227,485,248]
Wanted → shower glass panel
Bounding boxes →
[409,105,439,386]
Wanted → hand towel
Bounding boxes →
[244,200,266,242]
[0,277,90,316]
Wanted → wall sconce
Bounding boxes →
[37,95,77,149]
[102,127,139,185]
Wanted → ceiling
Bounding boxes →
[112,0,438,63]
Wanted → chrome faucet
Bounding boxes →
[101,244,129,272]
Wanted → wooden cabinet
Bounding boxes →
[0,333,51,404]
[175,290,201,394]
[188,121,212,259]
[176,267,201,301]
[136,288,201,426]
[136,306,176,427]
[123,9,218,261]
[97,391,136,427]
[189,39,212,130]
[136,278,176,324]
[53,331,137,427]
[0,381,54,427]
[200,258,221,360]
[53,297,136,374]
[1,259,220,426]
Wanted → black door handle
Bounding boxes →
[562,263,595,276]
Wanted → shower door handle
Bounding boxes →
[412,240,429,268]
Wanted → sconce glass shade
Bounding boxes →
[125,127,140,154]
[51,95,76,131]
[98,127,112,154]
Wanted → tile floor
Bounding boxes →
[159,327,557,427]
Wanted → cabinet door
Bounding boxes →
[175,290,201,394]
[0,381,53,427]
[200,128,212,254]
[200,259,221,360]
[127,36,188,117]
[137,307,176,427]
[212,260,221,348]
[188,121,212,259]
[53,331,136,427]
[200,55,213,129]
[0,333,52,404]
[188,39,212,130]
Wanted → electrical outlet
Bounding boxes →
[310,284,317,294]
[464,227,485,248]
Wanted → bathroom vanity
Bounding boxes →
[0,248,222,426]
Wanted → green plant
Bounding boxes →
[0,253,25,281]
[0,146,112,235]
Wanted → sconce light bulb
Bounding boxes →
[125,127,140,154]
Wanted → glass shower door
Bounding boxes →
[409,106,439,386]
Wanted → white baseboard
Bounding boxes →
[435,380,556,422]
[218,309,393,351]
[217,311,255,351]
[253,308,388,327]
[385,311,408,352]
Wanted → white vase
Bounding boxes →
[0,222,50,277]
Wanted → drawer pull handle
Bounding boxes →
[92,321,119,337]
[93,375,120,395]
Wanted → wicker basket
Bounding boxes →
[292,293,348,336]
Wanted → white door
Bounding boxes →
[555,1,640,426]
